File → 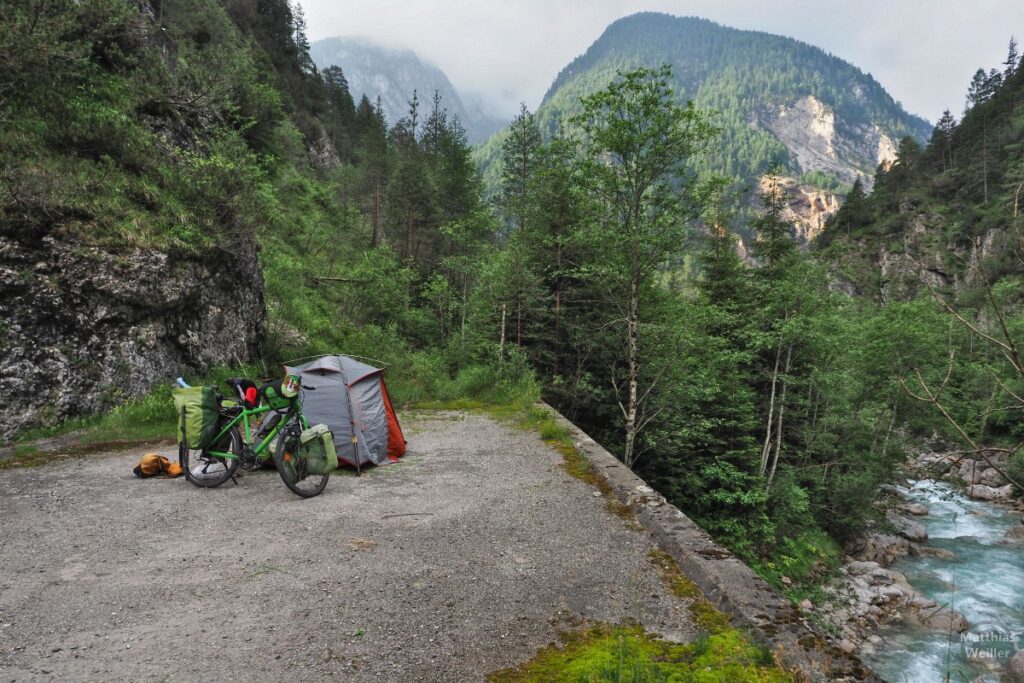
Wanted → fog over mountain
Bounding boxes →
[310,36,505,143]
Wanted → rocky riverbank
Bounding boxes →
[816,450,1023,682]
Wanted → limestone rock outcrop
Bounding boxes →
[761,95,897,189]
[757,175,843,247]
[0,234,265,441]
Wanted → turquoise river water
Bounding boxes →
[864,481,1023,683]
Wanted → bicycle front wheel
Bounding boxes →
[183,424,240,488]
[273,426,329,498]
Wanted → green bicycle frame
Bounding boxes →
[206,401,310,462]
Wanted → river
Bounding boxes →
[864,481,1023,683]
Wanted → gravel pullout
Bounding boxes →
[0,412,696,682]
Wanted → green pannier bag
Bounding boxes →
[172,386,218,449]
[261,382,293,410]
[300,424,338,475]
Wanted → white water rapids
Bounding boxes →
[864,481,1023,683]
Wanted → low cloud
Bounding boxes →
[301,0,1023,125]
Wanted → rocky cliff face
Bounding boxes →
[758,174,844,247]
[830,211,1015,302]
[0,235,264,441]
[761,95,898,190]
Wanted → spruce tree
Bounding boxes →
[750,170,795,270]
[500,104,543,347]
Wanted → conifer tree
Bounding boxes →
[500,104,543,347]
[750,170,795,270]
[1004,37,1020,79]
[930,109,957,171]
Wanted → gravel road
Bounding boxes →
[0,412,695,682]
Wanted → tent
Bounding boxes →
[286,355,406,468]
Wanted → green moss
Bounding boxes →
[487,623,792,682]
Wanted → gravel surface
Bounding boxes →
[0,412,696,682]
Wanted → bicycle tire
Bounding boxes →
[183,424,240,488]
[272,424,329,498]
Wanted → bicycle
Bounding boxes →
[178,374,330,498]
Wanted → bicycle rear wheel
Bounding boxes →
[273,424,329,498]
[183,424,240,488]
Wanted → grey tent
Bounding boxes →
[287,355,406,468]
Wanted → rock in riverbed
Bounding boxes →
[886,511,928,542]
[848,533,911,567]
[1002,523,1024,545]
[897,502,929,516]
[821,559,970,649]
[966,483,1014,501]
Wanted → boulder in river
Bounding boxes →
[977,467,1007,487]
[897,502,929,516]
[966,483,1014,501]
[849,533,911,567]
[886,511,928,542]
[902,602,969,633]
[1001,523,1024,545]
[912,545,956,560]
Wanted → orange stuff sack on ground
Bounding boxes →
[133,453,183,478]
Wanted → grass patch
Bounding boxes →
[487,623,792,683]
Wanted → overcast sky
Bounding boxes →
[301,1,1023,125]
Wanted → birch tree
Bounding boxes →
[572,65,717,468]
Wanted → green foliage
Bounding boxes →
[752,529,840,598]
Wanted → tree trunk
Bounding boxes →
[370,172,382,247]
[982,123,989,205]
[516,267,523,348]
[760,340,783,476]
[553,239,562,377]
[460,279,468,345]
[499,303,506,362]
[405,205,413,262]
[766,345,793,490]
[880,400,898,459]
[622,279,640,469]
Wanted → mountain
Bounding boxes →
[310,36,504,144]
[476,12,932,240]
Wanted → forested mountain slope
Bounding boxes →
[819,47,1024,303]
[477,12,931,239]
[310,36,504,144]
